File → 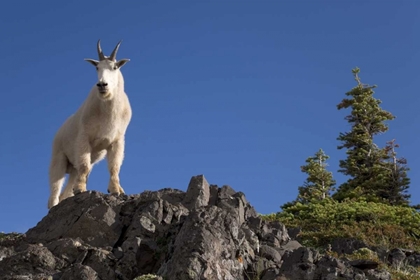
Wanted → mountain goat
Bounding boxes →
[48,40,132,209]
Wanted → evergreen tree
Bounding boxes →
[334,68,396,201]
[377,139,411,205]
[282,148,335,210]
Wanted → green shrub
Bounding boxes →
[263,198,420,250]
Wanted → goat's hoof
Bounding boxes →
[73,189,83,195]
[48,197,59,210]
[73,183,87,195]
[108,184,125,195]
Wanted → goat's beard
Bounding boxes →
[98,92,112,100]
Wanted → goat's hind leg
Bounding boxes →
[59,167,77,202]
[106,138,125,195]
[48,151,67,209]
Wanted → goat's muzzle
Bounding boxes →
[96,82,109,94]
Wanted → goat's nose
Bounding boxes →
[96,82,108,88]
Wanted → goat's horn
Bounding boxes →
[97,39,105,61]
[109,40,122,61]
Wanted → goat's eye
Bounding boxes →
[95,67,98,70]
[113,66,118,70]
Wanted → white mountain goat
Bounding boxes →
[48,40,132,209]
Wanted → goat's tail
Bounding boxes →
[48,151,68,209]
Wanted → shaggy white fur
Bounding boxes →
[48,40,132,209]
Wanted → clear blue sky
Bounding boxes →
[2,1,420,233]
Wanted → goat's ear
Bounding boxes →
[84,59,99,67]
[116,59,130,69]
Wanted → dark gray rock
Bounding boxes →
[46,237,86,265]
[60,263,99,280]
[0,246,14,262]
[314,255,353,279]
[218,185,237,199]
[183,174,210,210]
[331,238,369,255]
[247,216,262,232]
[276,248,390,280]
[365,269,391,280]
[0,244,58,276]
[112,246,123,260]
[208,184,219,206]
[159,205,249,279]
[279,247,318,279]
[388,248,406,268]
[349,259,379,270]
[0,175,406,280]
[286,227,301,241]
[260,245,281,263]
[26,191,123,248]
[372,246,389,262]
[261,220,290,248]
[407,252,420,267]
[260,268,281,280]
[279,240,302,257]
[82,248,117,279]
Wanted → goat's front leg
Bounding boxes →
[107,138,125,195]
[73,134,92,194]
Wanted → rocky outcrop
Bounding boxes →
[0,175,401,279]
